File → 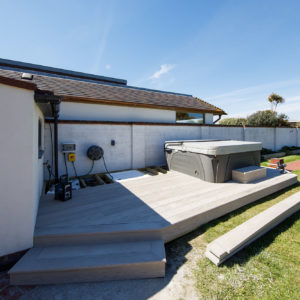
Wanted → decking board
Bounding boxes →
[12,169,297,285]
[35,169,298,243]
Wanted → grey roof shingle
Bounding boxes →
[0,67,225,114]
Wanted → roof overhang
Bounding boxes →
[61,95,227,115]
[0,75,36,90]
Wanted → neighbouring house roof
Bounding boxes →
[0,58,127,85]
[0,59,226,115]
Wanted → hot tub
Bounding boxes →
[165,140,262,183]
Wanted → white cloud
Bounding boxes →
[150,64,175,79]
[223,99,300,120]
[286,95,300,102]
[91,2,116,74]
[105,64,111,70]
[207,79,300,120]
[210,79,300,101]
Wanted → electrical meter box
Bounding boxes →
[61,143,76,153]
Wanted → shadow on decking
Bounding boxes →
[21,173,298,299]
[36,182,171,233]
[20,183,299,300]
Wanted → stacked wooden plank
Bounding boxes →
[206,191,300,266]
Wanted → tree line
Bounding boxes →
[219,93,289,127]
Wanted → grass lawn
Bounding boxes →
[168,164,300,299]
[261,154,300,167]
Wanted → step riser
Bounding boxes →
[10,261,165,285]
[35,230,162,247]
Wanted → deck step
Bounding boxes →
[34,222,165,246]
[9,239,166,285]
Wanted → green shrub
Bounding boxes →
[246,110,289,127]
[261,148,274,155]
[277,113,289,126]
[219,118,247,126]
[280,145,300,155]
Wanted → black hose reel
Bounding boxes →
[87,145,104,161]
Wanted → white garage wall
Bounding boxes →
[60,101,176,123]
[44,123,300,179]
[0,84,44,256]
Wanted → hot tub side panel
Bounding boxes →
[165,150,261,183]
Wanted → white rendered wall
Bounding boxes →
[32,104,44,220]
[60,102,176,123]
[244,127,275,150]
[44,123,202,178]
[0,84,44,256]
[44,123,300,179]
[201,126,244,140]
[275,128,298,150]
[205,113,214,124]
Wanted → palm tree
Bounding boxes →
[268,93,285,111]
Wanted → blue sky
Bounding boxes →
[1,0,300,120]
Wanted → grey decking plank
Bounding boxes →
[206,191,300,265]
[35,170,298,242]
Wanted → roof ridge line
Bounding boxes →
[0,65,193,97]
[0,58,127,85]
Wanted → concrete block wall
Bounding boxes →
[44,123,132,179]
[275,128,298,150]
[143,125,202,167]
[244,127,275,150]
[201,126,244,141]
[44,123,202,178]
[44,123,300,178]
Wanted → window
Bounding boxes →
[38,118,44,159]
[176,112,204,124]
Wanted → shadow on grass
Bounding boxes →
[222,209,300,268]
[166,182,300,267]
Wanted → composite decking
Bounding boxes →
[35,169,297,243]
[10,169,298,284]
[206,191,300,265]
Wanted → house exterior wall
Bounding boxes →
[60,101,176,123]
[32,104,45,220]
[205,113,214,124]
[0,84,44,257]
